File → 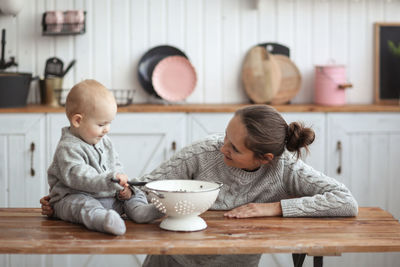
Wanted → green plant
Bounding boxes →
[388,40,400,57]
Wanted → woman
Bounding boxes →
[41,105,358,267]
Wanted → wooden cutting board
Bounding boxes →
[241,46,281,104]
[270,55,302,105]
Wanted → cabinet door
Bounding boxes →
[0,114,47,267]
[46,113,186,267]
[0,114,46,208]
[326,113,400,267]
[188,113,232,143]
[47,113,186,179]
[189,112,325,267]
[327,113,400,216]
[110,113,186,178]
[188,112,326,172]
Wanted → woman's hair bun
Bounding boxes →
[286,122,315,158]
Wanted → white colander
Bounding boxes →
[144,179,223,231]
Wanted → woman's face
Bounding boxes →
[220,115,261,171]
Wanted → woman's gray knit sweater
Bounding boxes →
[140,134,358,267]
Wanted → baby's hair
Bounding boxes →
[65,79,115,120]
[235,105,315,160]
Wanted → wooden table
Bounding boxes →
[1,207,400,267]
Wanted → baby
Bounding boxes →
[47,79,162,235]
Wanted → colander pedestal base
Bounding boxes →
[160,215,207,232]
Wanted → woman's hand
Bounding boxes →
[224,202,283,218]
[118,185,133,200]
[39,195,54,217]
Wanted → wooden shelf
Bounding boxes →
[0,104,399,114]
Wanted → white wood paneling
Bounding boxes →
[292,0,313,103]
[221,0,243,103]
[312,0,330,66]
[130,0,150,103]
[204,0,222,103]
[3,0,400,104]
[111,0,131,91]
[185,0,203,103]
[93,0,112,88]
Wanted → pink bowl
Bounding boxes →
[152,55,197,102]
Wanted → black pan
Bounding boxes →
[137,45,187,97]
[258,42,290,57]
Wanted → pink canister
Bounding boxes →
[314,64,352,106]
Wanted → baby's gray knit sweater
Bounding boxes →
[48,127,124,204]
[141,134,358,267]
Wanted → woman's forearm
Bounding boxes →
[224,202,282,218]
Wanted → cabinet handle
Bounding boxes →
[171,141,176,151]
[336,141,342,175]
[30,142,35,177]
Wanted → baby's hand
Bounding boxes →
[118,185,133,200]
[115,173,129,186]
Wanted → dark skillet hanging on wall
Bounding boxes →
[138,45,188,97]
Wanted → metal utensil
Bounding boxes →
[61,59,76,77]
[110,178,147,187]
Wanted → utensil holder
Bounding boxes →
[43,77,63,107]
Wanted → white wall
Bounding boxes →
[1,0,400,104]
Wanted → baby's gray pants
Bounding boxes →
[53,188,161,231]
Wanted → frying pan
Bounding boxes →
[151,55,197,102]
[258,42,290,57]
[137,45,188,97]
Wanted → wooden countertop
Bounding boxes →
[0,104,399,113]
[1,207,400,255]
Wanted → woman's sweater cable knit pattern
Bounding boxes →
[140,134,358,267]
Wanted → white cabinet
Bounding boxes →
[110,113,186,178]
[188,113,233,143]
[0,114,46,208]
[188,112,326,172]
[45,113,186,267]
[47,113,186,179]
[188,112,325,267]
[326,113,400,218]
[0,114,47,267]
[2,110,400,267]
[325,113,400,267]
